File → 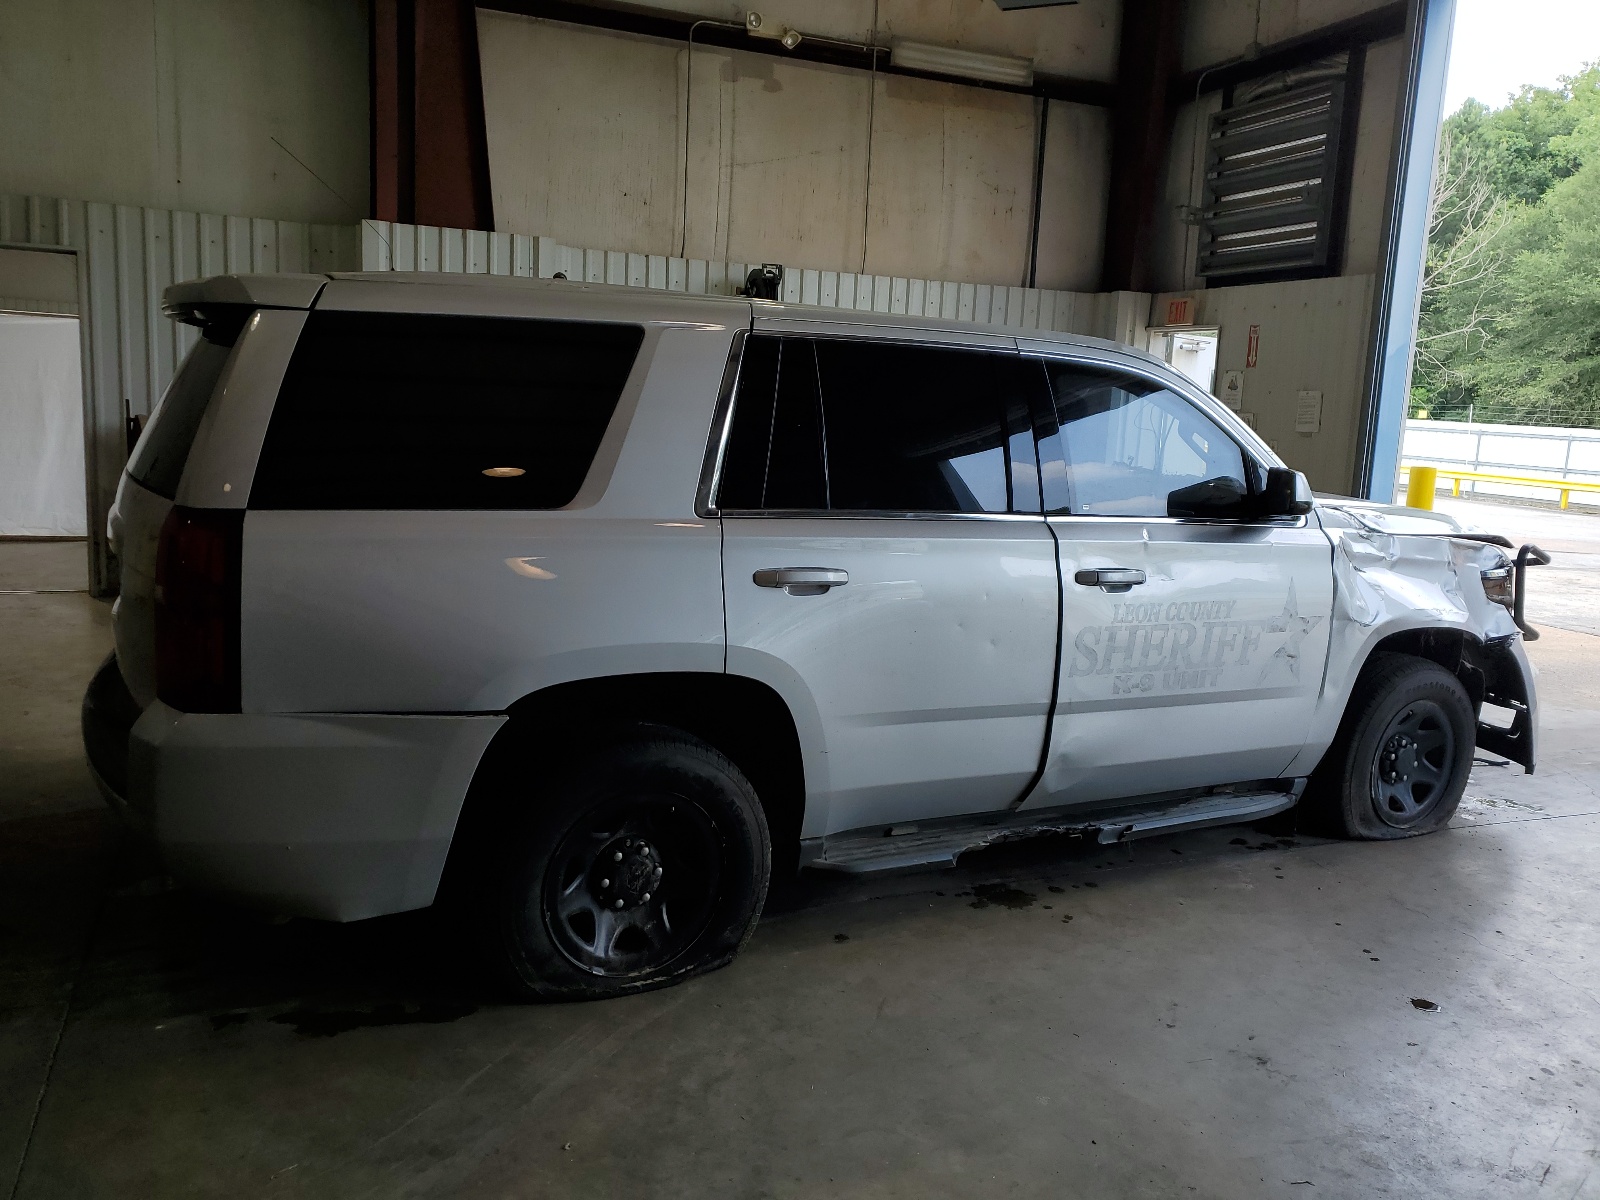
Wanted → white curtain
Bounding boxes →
[0,315,86,536]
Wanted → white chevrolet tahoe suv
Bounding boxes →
[82,272,1544,1001]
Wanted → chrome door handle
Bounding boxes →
[753,567,849,596]
[1074,567,1146,593]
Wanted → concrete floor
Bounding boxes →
[1,505,1597,1199]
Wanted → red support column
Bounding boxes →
[370,0,493,230]
[1100,0,1186,292]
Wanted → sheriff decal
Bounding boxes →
[1069,584,1323,693]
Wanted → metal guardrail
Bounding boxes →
[1403,420,1600,504]
[1399,463,1600,510]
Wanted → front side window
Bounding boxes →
[1041,364,1248,518]
[250,311,644,510]
[718,335,1042,515]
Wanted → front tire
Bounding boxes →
[480,725,770,1002]
[1302,653,1475,839]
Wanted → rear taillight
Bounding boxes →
[154,506,243,713]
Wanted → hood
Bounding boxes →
[1315,496,1499,541]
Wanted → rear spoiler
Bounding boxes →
[161,274,327,332]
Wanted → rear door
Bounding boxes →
[717,329,1060,837]
[1020,355,1334,809]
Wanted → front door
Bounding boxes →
[716,330,1060,836]
[1020,356,1334,808]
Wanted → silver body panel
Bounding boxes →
[1028,514,1334,808]
[100,273,1538,920]
[722,515,1059,838]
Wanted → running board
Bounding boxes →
[806,784,1304,876]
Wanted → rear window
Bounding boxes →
[126,336,235,500]
[249,311,644,510]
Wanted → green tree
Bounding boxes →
[1466,111,1600,424]
[1412,66,1600,426]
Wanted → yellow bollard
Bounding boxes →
[1405,465,1438,510]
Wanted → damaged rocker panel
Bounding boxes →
[803,784,1304,875]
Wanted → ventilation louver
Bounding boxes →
[1196,78,1348,280]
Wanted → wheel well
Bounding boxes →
[1357,629,1535,771]
[1364,627,1484,708]
[442,673,807,896]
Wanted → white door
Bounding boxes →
[1021,358,1334,808]
[716,331,1060,836]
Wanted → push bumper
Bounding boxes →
[1475,635,1539,774]
[93,677,505,921]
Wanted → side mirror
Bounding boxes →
[1262,466,1315,516]
[1168,475,1251,519]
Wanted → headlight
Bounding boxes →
[1481,563,1514,608]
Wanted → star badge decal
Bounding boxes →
[1263,582,1323,682]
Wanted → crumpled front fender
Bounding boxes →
[1284,503,1536,774]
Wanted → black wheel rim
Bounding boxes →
[1369,699,1458,828]
[541,793,723,978]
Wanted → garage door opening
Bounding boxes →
[1148,327,1219,396]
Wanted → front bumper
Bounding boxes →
[88,670,506,921]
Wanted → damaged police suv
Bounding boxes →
[83,273,1544,1001]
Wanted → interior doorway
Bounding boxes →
[1148,327,1220,397]
[0,312,86,537]
[0,244,89,594]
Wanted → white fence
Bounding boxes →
[1401,418,1600,505]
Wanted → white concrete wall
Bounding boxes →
[476,11,1110,292]
[0,0,368,225]
[626,0,1120,79]
[1152,275,1376,494]
[1344,36,1406,277]
[1150,91,1225,297]
[1182,0,1399,72]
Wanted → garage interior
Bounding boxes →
[3,0,1598,1196]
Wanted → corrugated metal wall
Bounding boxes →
[0,194,359,594]
[0,191,1143,595]
[358,219,1139,341]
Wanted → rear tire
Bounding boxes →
[477,724,770,1002]
[1301,653,1475,840]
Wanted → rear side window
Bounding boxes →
[717,336,828,510]
[717,335,1042,514]
[250,311,644,510]
[126,336,235,500]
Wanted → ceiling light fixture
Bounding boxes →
[746,12,803,50]
[890,40,1034,87]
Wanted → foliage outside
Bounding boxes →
[1412,65,1600,427]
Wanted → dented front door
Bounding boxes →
[1024,516,1335,808]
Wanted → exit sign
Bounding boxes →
[1164,296,1196,327]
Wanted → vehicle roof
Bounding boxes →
[162,271,1164,368]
